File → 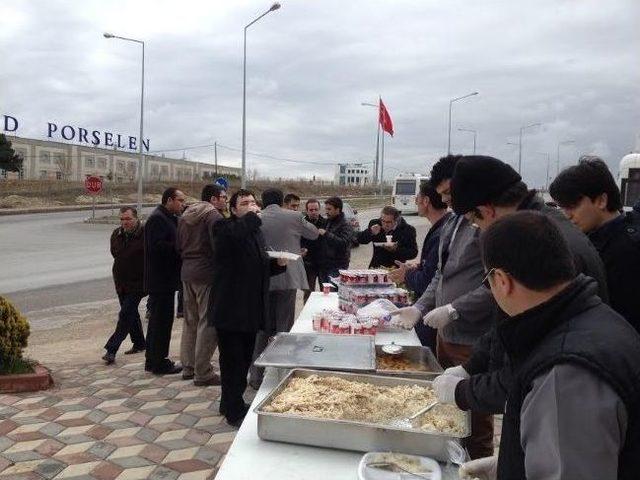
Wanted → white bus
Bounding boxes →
[620,151,640,210]
[392,173,429,215]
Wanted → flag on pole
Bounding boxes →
[379,98,394,137]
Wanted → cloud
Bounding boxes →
[1,0,639,186]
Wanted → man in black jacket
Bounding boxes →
[459,211,640,480]
[357,206,418,268]
[318,196,354,283]
[209,189,286,427]
[103,206,146,364]
[144,187,185,375]
[432,155,609,416]
[550,157,640,333]
[301,198,327,302]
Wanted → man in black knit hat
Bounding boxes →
[430,155,608,418]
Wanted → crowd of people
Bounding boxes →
[101,153,640,477]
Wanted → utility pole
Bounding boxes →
[214,141,218,177]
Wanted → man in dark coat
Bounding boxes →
[389,181,451,349]
[550,156,640,333]
[318,196,354,283]
[357,206,418,268]
[301,198,327,302]
[144,187,185,375]
[459,212,640,480]
[103,206,146,364]
[209,189,287,427]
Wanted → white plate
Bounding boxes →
[267,251,301,261]
[358,452,441,480]
[373,242,397,247]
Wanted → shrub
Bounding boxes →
[0,296,31,374]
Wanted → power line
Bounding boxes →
[150,142,373,167]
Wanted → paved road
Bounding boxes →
[2,207,429,314]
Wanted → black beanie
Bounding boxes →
[451,156,522,215]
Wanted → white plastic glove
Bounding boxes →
[443,365,470,379]
[423,303,457,328]
[459,455,498,480]
[390,306,422,329]
[432,374,462,405]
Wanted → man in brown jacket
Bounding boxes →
[103,206,146,364]
[177,184,226,385]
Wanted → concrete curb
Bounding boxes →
[0,203,158,216]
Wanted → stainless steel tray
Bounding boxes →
[255,368,470,461]
[375,345,443,379]
[253,332,376,372]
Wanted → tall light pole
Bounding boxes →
[241,2,281,188]
[517,122,542,175]
[447,91,478,154]
[361,101,379,184]
[458,128,477,154]
[536,152,551,190]
[104,33,145,214]
[556,139,575,176]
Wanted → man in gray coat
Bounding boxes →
[249,188,319,387]
[391,155,494,459]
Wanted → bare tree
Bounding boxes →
[55,153,74,180]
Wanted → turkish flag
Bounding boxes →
[379,99,394,137]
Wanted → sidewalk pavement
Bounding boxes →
[0,355,248,480]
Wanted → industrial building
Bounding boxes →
[1,135,240,182]
[334,162,372,186]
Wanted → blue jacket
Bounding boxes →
[405,212,452,297]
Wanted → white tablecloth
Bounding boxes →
[216,292,448,479]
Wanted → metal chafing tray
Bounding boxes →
[255,368,470,461]
[375,345,444,379]
[253,332,376,372]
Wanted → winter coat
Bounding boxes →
[301,215,327,269]
[177,201,223,284]
[357,216,418,268]
[143,205,181,294]
[405,212,452,296]
[414,215,494,345]
[111,222,144,294]
[208,212,286,332]
[496,275,640,479]
[588,210,640,333]
[320,212,354,271]
[260,204,319,291]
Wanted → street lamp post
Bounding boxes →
[517,122,542,175]
[241,2,281,189]
[536,152,551,190]
[556,140,575,176]
[361,101,380,184]
[458,128,477,154]
[104,32,145,214]
[447,91,478,154]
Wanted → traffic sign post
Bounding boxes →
[215,177,229,190]
[84,176,104,220]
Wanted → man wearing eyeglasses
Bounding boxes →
[458,211,640,480]
[176,184,227,386]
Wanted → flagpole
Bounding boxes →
[379,130,385,195]
[374,122,381,185]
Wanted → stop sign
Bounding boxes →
[85,176,103,195]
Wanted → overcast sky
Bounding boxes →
[2,0,639,185]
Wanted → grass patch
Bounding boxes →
[0,357,36,375]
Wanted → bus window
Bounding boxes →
[395,180,417,195]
